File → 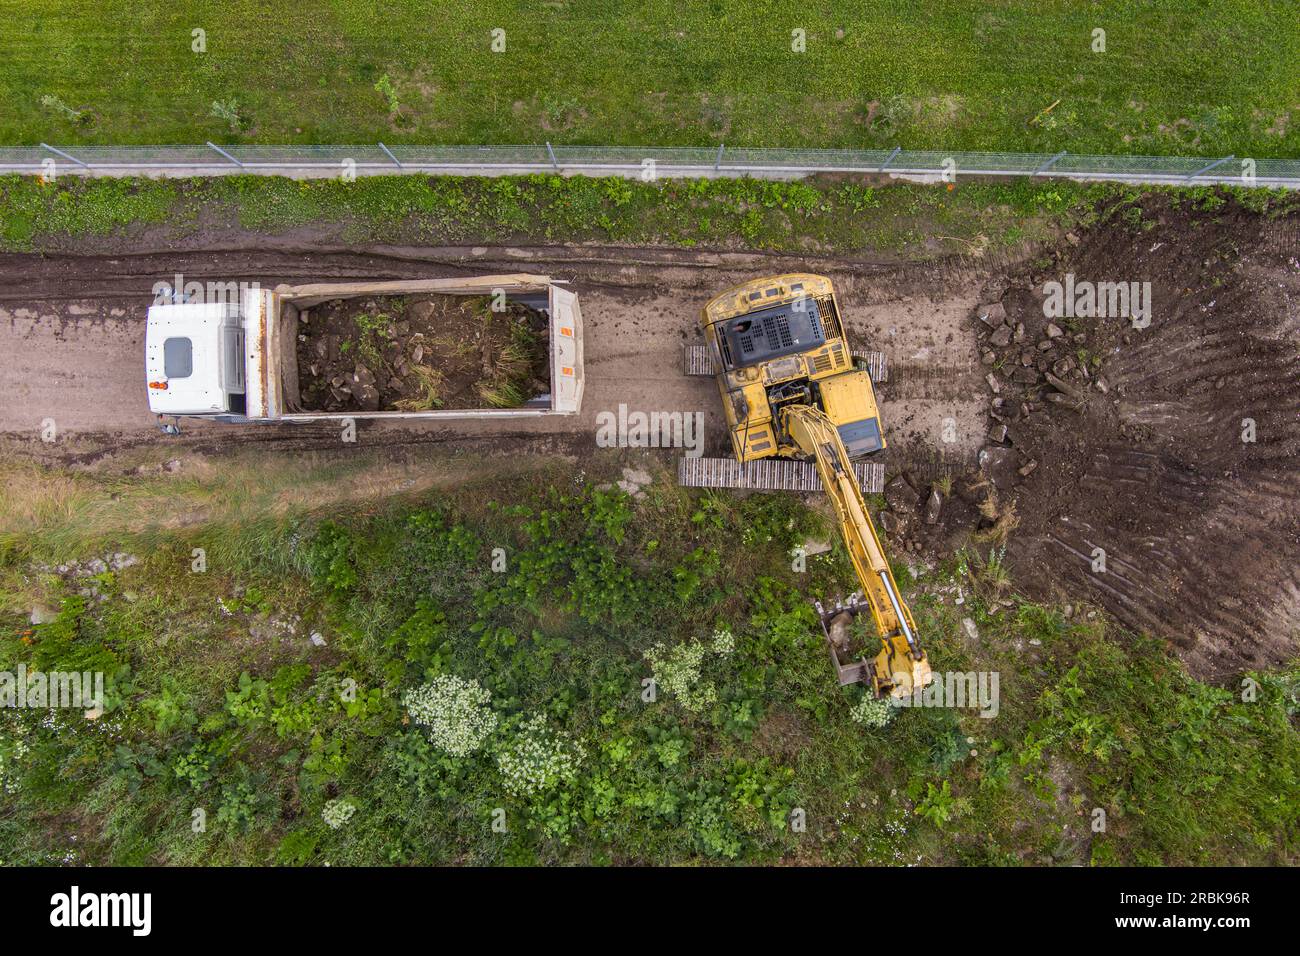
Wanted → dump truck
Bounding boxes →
[681,273,931,698]
[145,274,583,425]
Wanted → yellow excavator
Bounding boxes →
[694,274,932,699]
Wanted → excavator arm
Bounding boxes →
[781,404,932,699]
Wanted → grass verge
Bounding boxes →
[0,173,1093,256]
[1,453,1294,865]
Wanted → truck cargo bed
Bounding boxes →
[245,275,583,422]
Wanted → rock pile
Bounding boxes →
[974,295,1110,456]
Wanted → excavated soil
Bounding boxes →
[295,294,548,412]
[961,195,1300,679]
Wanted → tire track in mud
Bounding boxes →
[997,194,1300,679]
[0,244,898,302]
[3,423,599,470]
[0,240,1030,302]
[884,361,981,400]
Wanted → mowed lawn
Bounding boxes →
[2,1,1299,155]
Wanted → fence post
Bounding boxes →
[879,146,901,172]
[40,143,90,169]
[546,142,558,169]
[206,142,244,168]
[714,143,725,171]
[377,142,403,170]
[1035,151,1067,175]
[1185,155,1234,182]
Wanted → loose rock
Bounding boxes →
[925,488,943,525]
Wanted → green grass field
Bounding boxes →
[5,2,1299,155]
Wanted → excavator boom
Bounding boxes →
[782,405,932,698]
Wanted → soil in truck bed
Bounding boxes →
[295,294,550,412]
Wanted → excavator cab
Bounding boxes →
[700,273,887,466]
[695,274,932,699]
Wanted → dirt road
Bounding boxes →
[0,244,991,466]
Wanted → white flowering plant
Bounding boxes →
[403,674,499,757]
[322,797,357,829]
[0,733,29,795]
[645,640,714,712]
[850,695,895,729]
[496,714,586,797]
[645,626,736,713]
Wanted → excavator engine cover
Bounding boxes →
[720,303,825,367]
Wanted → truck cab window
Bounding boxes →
[163,337,193,378]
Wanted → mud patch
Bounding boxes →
[295,294,548,412]
[973,193,1300,679]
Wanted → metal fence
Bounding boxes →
[1,143,1296,188]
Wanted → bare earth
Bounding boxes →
[0,244,989,467]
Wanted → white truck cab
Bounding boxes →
[145,301,246,416]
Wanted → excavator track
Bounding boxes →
[678,455,885,494]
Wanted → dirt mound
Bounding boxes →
[971,193,1300,679]
[296,294,549,412]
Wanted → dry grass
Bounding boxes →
[474,379,525,408]
[474,318,539,409]
[972,478,1021,545]
[0,447,551,564]
[393,364,445,411]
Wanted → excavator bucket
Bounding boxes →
[817,596,875,686]
[816,596,933,698]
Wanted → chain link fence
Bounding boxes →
[0,143,1296,188]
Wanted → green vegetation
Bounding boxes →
[5,2,1299,158]
[0,172,1094,255]
[350,310,393,368]
[8,174,1298,260]
[1,455,1295,865]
